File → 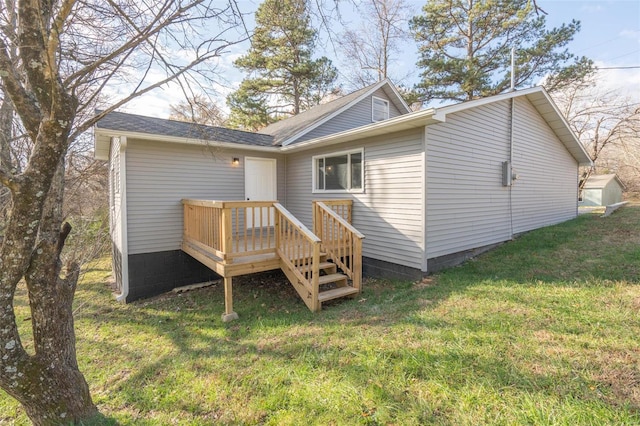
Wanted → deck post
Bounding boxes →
[221,277,239,322]
[312,201,317,235]
[221,206,232,257]
[311,243,320,312]
[353,237,363,291]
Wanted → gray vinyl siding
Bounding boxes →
[126,139,285,254]
[295,88,404,143]
[425,97,580,260]
[284,129,424,269]
[511,97,578,233]
[425,101,513,259]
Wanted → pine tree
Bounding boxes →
[410,0,594,103]
[227,0,337,130]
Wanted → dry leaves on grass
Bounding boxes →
[414,277,436,289]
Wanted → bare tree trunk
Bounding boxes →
[0,0,247,421]
[0,113,98,423]
[24,160,96,424]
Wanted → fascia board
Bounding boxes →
[93,128,280,153]
[281,108,440,153]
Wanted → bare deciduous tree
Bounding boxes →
[552,74,640,190]
[169,94,227,126]
[0,1,246,423]
[339,0,413,89]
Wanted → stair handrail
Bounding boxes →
[313,202,364,291]
[273,203,322,311]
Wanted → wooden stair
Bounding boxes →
[291,256,357,308]
[181,199,363,319]
[318,286,359,302]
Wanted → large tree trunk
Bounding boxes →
[0,115,98,423]
[1,0,246,421]
[26,160,97,424]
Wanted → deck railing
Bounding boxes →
[312,201,364,291]
[183,199,363,314]
[274,203,322,311]
[313,199,352,223]
[182,199,277,262]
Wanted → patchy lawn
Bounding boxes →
[1,204,639,425]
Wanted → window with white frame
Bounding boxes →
[313,149,364,192]
[372,96,389,122]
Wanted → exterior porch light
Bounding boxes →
[232,157,240,166]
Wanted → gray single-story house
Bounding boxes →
[579,174,625,207]
[94,79,592,306]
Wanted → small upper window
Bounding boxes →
[372,96,389,122]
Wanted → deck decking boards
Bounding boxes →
[182,200,363,317]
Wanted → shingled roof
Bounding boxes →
[259,79,410,145]
[582,174,625,189]
[96,111,274,147]
[258,85,373,145]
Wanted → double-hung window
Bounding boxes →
[313,149,364,192]
[372,96,389,122]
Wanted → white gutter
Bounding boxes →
[116,136,129,303]
[95,86,591,165]
[280,107,440,152]
[95,128,279,155]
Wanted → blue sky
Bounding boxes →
[336,0,640,94]
[543,0,639,67]
[123,0,640,117]
[542,0,640,93]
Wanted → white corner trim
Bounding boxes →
[116,136,129,303]
[421,125,428,273]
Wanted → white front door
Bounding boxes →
[245,157,277,227]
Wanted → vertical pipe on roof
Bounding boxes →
[510,47,516,91]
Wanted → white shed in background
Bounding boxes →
[580,174,625,206]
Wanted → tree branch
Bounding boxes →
[70,51,223,138]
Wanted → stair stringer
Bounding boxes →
[279,258,320,312]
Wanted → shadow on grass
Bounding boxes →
[66,205,640,423]
[437,204,640,286]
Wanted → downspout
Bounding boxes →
[508,47,516,238]
[283,153,287,207]
[421,125,429,275]
[116,136,129,302]
[508,99,515,238]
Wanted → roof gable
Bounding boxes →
[583,174,625,189]
[259,79,411,146]
[280,86,592,167]
[431,87,592,166]
[94,86,589,169]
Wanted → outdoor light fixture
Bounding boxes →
[232,157,240,166]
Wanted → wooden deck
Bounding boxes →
[181,199,364,320]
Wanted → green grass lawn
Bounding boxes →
[2,205,639,425]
